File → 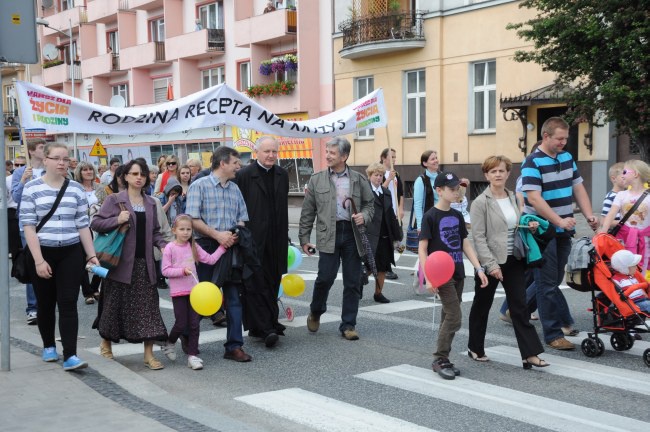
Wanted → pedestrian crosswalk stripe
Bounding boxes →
[236,388,436,432]
[281,312,340,328]
[485,345,650,397]
[360,300,433,313]
[565,333,650,357]
[357,364,649,432]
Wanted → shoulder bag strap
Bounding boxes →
[36,178,70,233]
[609,189,650,236]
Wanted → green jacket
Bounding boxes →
[519,214,550,265]
[299,167,375,256]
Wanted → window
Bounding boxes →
[471,60,496,132]
[61,0,75,11]
[355,76,374,138]
[153,78,171,103]
[150,18,165,42]
[405,69,426,135]
[202,67,225,89]
[239,62,250,92]
[112,84,129,106]
[108,31,119,54]
[5,85,17,115]
[62,41,78,64]
[198,2,224,30]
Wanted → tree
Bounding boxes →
[508,0,650,160]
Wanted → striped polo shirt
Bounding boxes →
[521,149,582,233]
[19,178,89,247]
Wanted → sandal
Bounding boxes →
[144,357,164,370]
[562,327,580,337]
[467,350,490,362]
[523,356,550,369]
[99,340,113,359]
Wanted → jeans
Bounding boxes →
[534,236,575,343]
[20,231,37,314]
[310,221,362,332]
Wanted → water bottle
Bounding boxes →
[86,263,109,278]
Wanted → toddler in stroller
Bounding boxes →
[577,233,650,366]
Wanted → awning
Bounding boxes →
[500,83,572,109]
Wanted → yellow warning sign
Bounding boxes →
[89,139,107,157]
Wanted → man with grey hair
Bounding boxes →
[234,135,289,347]
[299,137,375,340]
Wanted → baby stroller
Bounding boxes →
[573,233,650,366]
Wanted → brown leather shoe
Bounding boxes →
[342,329,359,341]
[224,348,252,362]
[307,313,320,333]
[547,337,575,350]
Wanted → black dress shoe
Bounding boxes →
[373,293,390,303]
[385,271,398,280]
[264,333,279,348]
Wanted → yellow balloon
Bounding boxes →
[281,274,305,297]
[190,282,223,316]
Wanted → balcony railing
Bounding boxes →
[111,53,120,71]
[339,11,425,49]
[118,0,129,10]
[154,41,166,61]
[69,62,82,80]
[207,29,225,51]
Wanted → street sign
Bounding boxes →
[90,138,107,157]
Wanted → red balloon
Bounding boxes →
[424,251,455,287]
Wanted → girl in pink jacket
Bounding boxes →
[161,214,227,370]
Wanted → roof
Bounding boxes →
[499,83,572,109]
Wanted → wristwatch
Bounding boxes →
[475,266,485,274]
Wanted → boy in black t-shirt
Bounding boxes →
[418,172,487,380]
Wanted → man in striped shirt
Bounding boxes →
[521,117,599,350]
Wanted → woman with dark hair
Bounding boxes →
[412,150,439,232]
[91,159,169,369]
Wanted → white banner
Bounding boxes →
[15,81,386,138]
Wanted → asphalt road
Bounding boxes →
[7,225,650,432]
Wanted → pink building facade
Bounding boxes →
[33,0,333,192]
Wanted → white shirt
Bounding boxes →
[5,175,17,209]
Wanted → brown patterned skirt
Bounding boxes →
[98,258,168,343]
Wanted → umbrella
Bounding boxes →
[343,197,377,278]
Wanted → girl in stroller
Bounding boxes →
[610,250,650,314]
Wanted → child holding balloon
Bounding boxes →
[418,172,488,381]
[161,214,227,370]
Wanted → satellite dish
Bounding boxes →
[42,44,58,61]
[42,0,54,8]
[109,95,126,108]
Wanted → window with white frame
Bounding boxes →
[202,67,225,89]
[199,2,224,30]
[150,18,165,42]
[405,69,426,135]
[61,0,75,11]
[471,60,496,132]
[112,84,129,106]
[355,76,374,138]
[5,85,17,115]
[239,62,250,92]
[153,78,171,103]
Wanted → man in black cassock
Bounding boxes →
[234,136,289,347]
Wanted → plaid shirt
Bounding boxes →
[186,173,248,238]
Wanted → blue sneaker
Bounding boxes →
[42,347,58,362]
[63,355,88,371]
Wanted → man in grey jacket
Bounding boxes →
[299,137,374,340]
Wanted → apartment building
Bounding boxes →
[333,0,616,201]
[30,0,332,193]
[1,63,28,161]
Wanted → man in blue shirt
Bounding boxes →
[521,117,599,350]
[186,146,251,362]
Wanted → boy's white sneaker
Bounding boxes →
[162,342,176,361]
[187,355,203,370]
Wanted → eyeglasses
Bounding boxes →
[14,163,25,167]
[47,157,71,164]
[128,171,146,177]
[166,162,177,166]
[553,158,561,174]
[623,169,636,175]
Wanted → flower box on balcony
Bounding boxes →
[43,60,64,69]
[247,80,295,98]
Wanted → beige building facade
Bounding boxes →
[333,0,614,201]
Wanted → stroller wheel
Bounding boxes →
[610,333,630,351]
[644,349,650,367]
[596,338,605,356]
[581,339,599,358]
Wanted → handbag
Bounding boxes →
[11,179,70,284]
[94,203,129,270]
[608,189,650,237]
[405,200,420,253]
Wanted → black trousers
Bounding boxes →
[468,255,544,359]
[30,243,84,361]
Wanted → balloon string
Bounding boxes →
[190,272,199,284]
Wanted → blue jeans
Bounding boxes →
[534,236,575,343]
[20,231,37,314]
[310,221,362,332]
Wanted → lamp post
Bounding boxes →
[35,18,77,158]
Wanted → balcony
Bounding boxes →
[165,29,225,60]
[339,11,425,59]
[82,53,121,78]
[86,0,120,23]
[118,0,163,11]
[235,9,297,47]
[40,6,87,35]
[119,41,170,69]
[3,112,20,130]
